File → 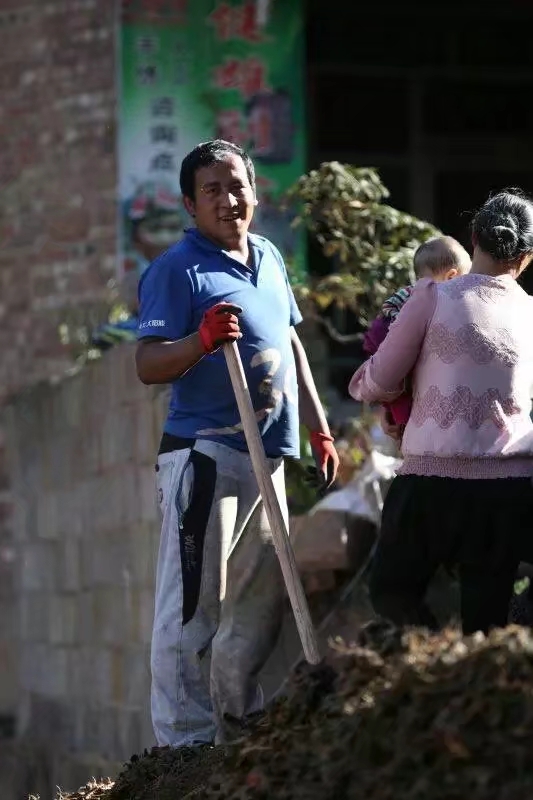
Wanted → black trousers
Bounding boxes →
[370,474,533,635]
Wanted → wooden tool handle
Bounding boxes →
[223,341,321,665]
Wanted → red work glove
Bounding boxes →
[198,302,243,353]
[310,431,340,489]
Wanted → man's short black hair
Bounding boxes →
[179,139,256,201]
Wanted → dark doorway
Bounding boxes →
[305,0,533,392]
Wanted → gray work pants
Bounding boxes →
[151,439,288,747]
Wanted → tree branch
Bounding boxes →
[307,310,365,344]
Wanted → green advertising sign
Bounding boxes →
[118,0,306,283]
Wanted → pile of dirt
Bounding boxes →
[54,623,533,800]
[107,744,228,800]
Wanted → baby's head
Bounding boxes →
[413,236,471,282]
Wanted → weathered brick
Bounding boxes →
[0,598,16,640]
[154,386,172,432]
[79,539,94,590]
[139,590,155,647]
[116,708,143,761]
[20,541,58,592]
[120,348,149,407]
[46,647,70,698]
[121,466,142,529]
[127,587,149,645]
[73,481,92,541]
[0,447,11,492]
[89,474,114,534]
[123,646,150,710]
[36,492,59,540]
[91,647,125,707]
[59,538,82,592]
[97,704,122,762]
[140,703,156,752]
[80,701,107,754]
[91,587,131,646]
[76,595,94,645]
[21,643,69,698]
[137,466,159,525]
[101,408,136,470]
[128,522,158,587]
[110,647,126,706]
[20,592,49,644]
[0,554,15,602]
[49,595,78,646]
[134,405,158,465]
[91,536,129,588]
[20,643,45,694]
[0,639,18,713]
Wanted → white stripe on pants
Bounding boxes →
[151,438,288,747]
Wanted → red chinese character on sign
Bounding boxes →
[209,2,263,42]
[209,3,233,41]
[213,58,268,99]
[240,58,267,98]
[216,110,247,146]
[234,2,262,42]
[214,59,241,91]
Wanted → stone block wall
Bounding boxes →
[5,345,169,798]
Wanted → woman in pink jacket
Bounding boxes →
[349,188,533,635]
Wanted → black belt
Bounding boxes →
[158,432,196,455]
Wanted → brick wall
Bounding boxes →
[0,0,117,395]
[0,0,118,732]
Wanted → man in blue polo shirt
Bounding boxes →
[136,139,339,749]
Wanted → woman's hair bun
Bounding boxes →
[493,225,517,245]
[472,190,533,261]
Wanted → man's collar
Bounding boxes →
[184,227,264,256]
[184,227,220,253]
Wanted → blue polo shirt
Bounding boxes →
[137,228,303,458]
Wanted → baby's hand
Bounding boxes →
[380,407,403,441]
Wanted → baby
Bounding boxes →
[363,236,471,430]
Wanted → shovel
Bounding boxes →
[223,338,321,665]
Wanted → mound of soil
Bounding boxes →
[54,623,533,800]
[108,744,228,800]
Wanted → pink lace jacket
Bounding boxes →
[350,274,533,479]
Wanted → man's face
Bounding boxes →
[184,154,256,249]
